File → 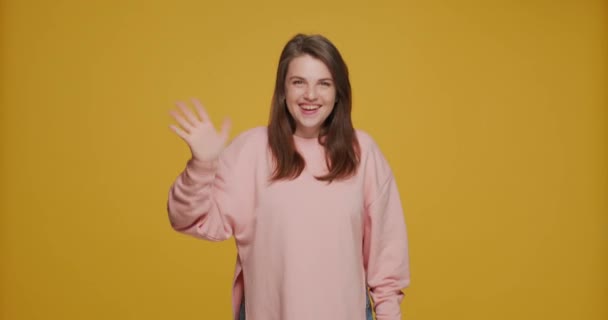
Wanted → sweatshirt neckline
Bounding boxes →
[293,134,318,141]
[292,134,325,147]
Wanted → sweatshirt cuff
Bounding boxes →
[184,157,218,183]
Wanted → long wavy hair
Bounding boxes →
[268,34,360,183]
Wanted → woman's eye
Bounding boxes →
[293,80,304,85]
[321,82,331,87]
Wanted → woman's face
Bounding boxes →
[284,54,336,138]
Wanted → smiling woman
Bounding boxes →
[285,55,336,136]
[285,55,336,138]
[268,34,359,182]
[167,33,410,320]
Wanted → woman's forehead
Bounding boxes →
[286,55,333,79]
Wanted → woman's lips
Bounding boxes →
[299,104,321,115]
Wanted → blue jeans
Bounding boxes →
[239,290,374,320]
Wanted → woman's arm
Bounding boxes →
[364,173,411,320]
[360,134,411,320]
[166,98,241,241]
[166,125,262,241]
[167,157,233,241]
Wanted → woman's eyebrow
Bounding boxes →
[287,76,333,82]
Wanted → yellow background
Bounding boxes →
[1,0,606,319]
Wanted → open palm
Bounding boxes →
[169,98,231,162]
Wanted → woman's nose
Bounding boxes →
[305,86,318,100]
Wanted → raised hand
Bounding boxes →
[169,98,231,162]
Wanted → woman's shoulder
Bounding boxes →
[354,129,381,155]
[354,128,393,178]
[231,126,268,144]
[221,127,268,166]
[221,126,268,159]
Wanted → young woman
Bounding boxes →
[167,34,410,320]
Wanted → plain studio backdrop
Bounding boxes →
[0,0,606,319]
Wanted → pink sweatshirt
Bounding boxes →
[167,127,410,320]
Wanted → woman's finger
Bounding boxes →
[191,98,210,123]
[220,118,232,141]
[176,101,200,125]
[169,110,193,133]
[169,124,189,141]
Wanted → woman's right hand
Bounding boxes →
[169,98,232,162]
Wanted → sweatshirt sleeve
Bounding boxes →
[362,140,411,320]
[166,129,258,241]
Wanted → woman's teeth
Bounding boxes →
[301,105,320,110]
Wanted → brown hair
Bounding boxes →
[268,34,360,183]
